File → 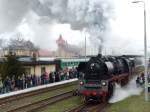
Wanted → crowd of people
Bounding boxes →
[0,68,79,94]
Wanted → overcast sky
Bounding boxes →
[0,0,150,55]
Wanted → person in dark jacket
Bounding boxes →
[0,77,3,94]
[41,74,44,85]
[49,72,54,83]
[32,75,37,87]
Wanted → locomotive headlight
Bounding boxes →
[80,81,84,85]
[101,81,107,86]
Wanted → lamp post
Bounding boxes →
[85,35,86,61]
[132,1,148,102]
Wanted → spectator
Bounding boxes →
[138,73,144,86]
[16,77,21,90]
[26,75,32,88]
[60,71,65,81]
[53,72,56,82]
[32,74,37,87]
[69,70,73,79]
[41,73,44,85]
[22,74,26,89]
[0,67,79,94]
[66,71,69,80]
[44,72,49,84]
[0,77,3,94]
[25,75,28,88]
[63,72,67,80]
[55,72,60,82]
[4,77,11,93]
[37,76,41,85]
[49,72,54,83]
[11,77,15,91]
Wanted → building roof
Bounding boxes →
[37,57,55,61]
[38,49,53,57]
[17,57,55,66]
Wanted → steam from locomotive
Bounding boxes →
[0,0,115,52]
[109,77,143,103]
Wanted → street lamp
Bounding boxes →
[132,1,148,102]
[85,34,87,61]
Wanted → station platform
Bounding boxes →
[0,78,78,99]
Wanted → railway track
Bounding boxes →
[66,102,108,112]
[0,81,77,105]
[64,67,143,112]
[0,67,143,112]
[0,81,77,112]
[7,91,74,112]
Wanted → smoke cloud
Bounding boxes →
[31,0,114,50]
[0,0,114,51]
[109,77,143,103]
[31,0,113,29]
[0,0,29,32]
[0,0,150,55]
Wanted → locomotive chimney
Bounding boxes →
[98,54,102,58]
[98,44,102,55]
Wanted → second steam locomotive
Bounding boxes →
[77,54,141,102]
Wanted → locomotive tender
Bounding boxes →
[77,54,139,102]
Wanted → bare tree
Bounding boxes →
[8,37,39,51]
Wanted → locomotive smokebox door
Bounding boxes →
[101,80,108,91]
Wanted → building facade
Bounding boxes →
[24,64,56,76]
[56,35,82,57]
[19,57,56,76]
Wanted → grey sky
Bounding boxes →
[0,0,150,55]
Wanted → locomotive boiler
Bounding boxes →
[77,54,137,102]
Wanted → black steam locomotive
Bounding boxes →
[77,54,139,102]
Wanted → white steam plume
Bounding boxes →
[30,0,114,51]
[0,0,150,54]
[109,77,143,103]
[0,0,29,32]
[0,0,114,51]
